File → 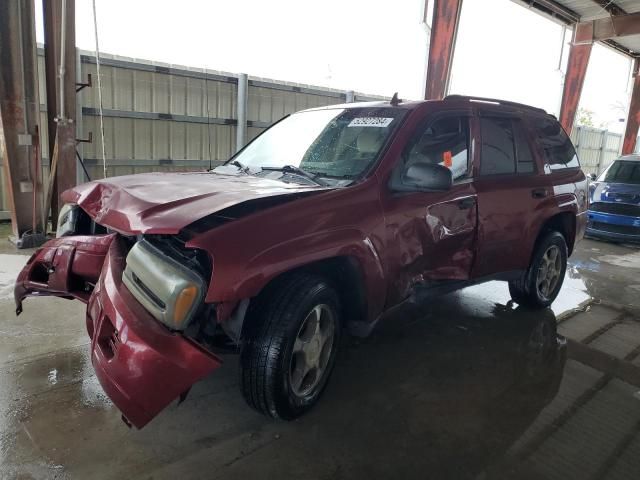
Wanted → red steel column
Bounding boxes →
[559,23,593,133]
[43,0,76,229]
[0,0,44,238]
[622,58,640,155]
[424,0,464,100]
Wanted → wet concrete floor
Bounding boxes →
[1,238,640,479]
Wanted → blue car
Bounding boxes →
[586,154,640,243]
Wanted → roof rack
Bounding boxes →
[443,95,547,114]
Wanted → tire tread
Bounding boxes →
[241,273,334,418]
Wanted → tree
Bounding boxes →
[576,108,595,127]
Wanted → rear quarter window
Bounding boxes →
[532,117,579,171]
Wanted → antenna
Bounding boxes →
[390,92,401,106]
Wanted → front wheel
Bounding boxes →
[240,274,341,419]
[509,231,568,308]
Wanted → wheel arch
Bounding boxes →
[537,211,576,255]
[242,255,370,338]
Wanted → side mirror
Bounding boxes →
[402,162,452,191]
[589,173,597,181]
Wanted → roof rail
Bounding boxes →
[443,95,547,114]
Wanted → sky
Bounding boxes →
[35,0,634,133]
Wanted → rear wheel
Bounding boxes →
[240,274,341,419]
[509,231,568,308]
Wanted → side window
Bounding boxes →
[513,120,535,174]
[533,117,579,170]
[404,116,470,182]
[480,117,516,175]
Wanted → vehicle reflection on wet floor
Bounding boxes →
[1,239,640,479]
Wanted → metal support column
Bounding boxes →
[75,47,87,184]
[559,23,593,133]
[0,0,44,243]
[43,0,77,229]
[622,59,640,155]
[236,73,248,152]
[596,129,608,174]
[424,0,463,100]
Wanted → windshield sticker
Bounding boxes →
[348,117,394,128]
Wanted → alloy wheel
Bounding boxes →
[289,304,336,398]
[536,245,562,299]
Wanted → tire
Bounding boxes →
[240,273,341,420]
[509,231,568,308]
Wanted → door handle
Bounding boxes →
[531,188,548,199]
[457,197,475,209]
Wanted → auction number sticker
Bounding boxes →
[348,117,394,128]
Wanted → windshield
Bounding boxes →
[230,107,405,180]
[599,160,640,185]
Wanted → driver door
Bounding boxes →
[381,110,478,304]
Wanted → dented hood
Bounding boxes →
[62,171,328,234]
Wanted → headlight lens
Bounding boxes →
[122,240,205,330]
[56,203,79,238]
[173,285,199,327]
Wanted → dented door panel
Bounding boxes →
[382,182,478,304]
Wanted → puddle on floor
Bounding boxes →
[457,268,591,319]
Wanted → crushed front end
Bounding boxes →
[15,225,222,428]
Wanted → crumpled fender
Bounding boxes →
[15,234,116,314]
[87,238,222,428]
[189,227,387,322]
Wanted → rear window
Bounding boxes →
[532,117,579,171]
[600,160,640,185]
[480,117,516,175]
[479,117,536,175]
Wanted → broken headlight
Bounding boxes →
[122,239,205,330]
[56,203,80,238]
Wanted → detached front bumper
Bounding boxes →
[86,238,222,428]
[586,211,640,243]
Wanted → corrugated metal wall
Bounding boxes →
[1,48,637,217]
[76,53,383,180]
[570,126,627,177]
[0,49,385,216]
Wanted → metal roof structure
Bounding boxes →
[513,0,640,58]
[422,0,640,168]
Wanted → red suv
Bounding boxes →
[15,95,587,428]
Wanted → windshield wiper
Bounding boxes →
[229,160,250,174]
[261,165,328,186]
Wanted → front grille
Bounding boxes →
[590,222,640,236]
[589,202,640,217]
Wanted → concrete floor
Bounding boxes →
[2,237,640,479]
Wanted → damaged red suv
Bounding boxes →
[15,95,587,428]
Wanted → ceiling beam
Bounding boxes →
[589,0,626,17]
[575,11,640,43]
[512,0,579,24]
[512,1,637,58]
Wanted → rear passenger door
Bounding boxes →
[472,111,550,278]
